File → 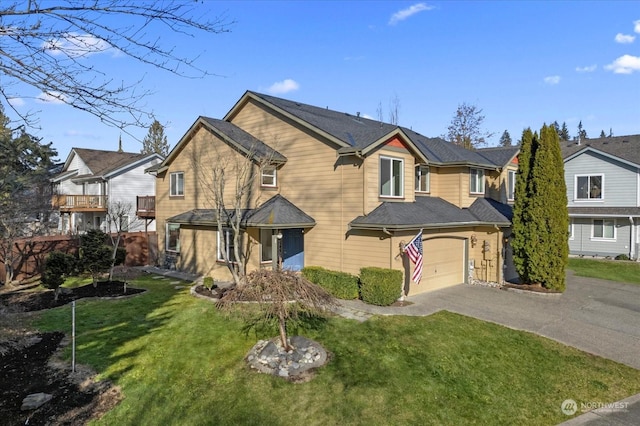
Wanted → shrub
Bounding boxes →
[359,267,402,306]
[41,251,76,300]
[615,254,630,261]
[203,276,215,290]
[301,266,359,299]
[115,247,127,265]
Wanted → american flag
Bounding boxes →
[404,231,423,284]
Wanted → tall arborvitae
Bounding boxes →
[511,128,535,283]
[513,125,568,291]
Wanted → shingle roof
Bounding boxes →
[568,207,640,217]
[561,135,640,165]
[200,117,287,163]
[166,194,315,228]
[248,92,512,168]
[349,196,511,230]
[71,148,147,176]
[476,146,520,167]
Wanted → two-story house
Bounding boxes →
[562,135,640,260]
[51,147,163,234]
[154,91,519,295]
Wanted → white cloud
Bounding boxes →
[605,55,640,74]
[389,3,434,25]
[635,19,640,33]
[575,64,597,73]
[36,91,68,104]
[42,32,112,58]
[266,79,300,95]
[543,75,561,85]
[7,98,25,107]
[615,33,636,44]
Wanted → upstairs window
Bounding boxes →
[576,175,603,200]
[170,172,184,196]
[261,166,277,187]
[470,168,485,194]
[415,165,430,193]
[507,170,516,201]
[380,156,404,198]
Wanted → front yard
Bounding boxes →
[20,272,640,425]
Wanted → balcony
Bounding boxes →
[136,196,155,219]
[53,194,107,212]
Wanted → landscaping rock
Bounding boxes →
[246,336,328,382]
[21,392,53,411]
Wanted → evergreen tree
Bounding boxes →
[577,121,587,140]
[512,125,568,291]
[511,128,535,284]
[141,120,170,157]
[552,121,560,136]
[499,130,513,147]
[559,122,570,141]
[609,128,614,138]
[599,130,606,138]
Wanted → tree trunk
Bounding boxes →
[278,314,290,351]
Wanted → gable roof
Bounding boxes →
[349,196,511,231]
[55,148,162,181]
[476,146,520,168]
[561,134,640,167]
[160,116,287,172]
[226,91,510,169]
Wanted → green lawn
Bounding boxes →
[32,275,640,425]
[568,257,640,285]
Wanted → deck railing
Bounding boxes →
[53,194,107,210]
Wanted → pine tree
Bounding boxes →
[141,120,169,157]
[552,121,560,136]
[499,130,512,147]
[512,125,568,291]
[511,128,535,284]
[599,130,606,138]
[609,128,614,138]
[577,121,587,140]
[559,122,570,141]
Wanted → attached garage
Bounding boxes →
[408,237,466,296]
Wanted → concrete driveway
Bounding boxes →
[338,271,640,370]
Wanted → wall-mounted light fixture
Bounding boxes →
[470,234,477,247]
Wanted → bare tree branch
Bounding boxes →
[0,1,233,131]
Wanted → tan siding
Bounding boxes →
[433,167,464,206]
[342,230,394,275]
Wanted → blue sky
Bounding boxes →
[7,1,640,160]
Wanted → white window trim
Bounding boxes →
[507,170,516,201]
[574,174,604,202]
[380,155,404,198]
[415,165,430,193]
[470,168,485,195]
[261,166,277,188]
[591,218,616,241]
[170,172,184,197]
[165,223,180,253]
[260,229,274,263]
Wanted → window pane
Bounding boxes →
[593,220,603,238]
[380,158,391,196]
[392,159,402,196]
[604,220,614,238]
[167,224,180,252]
[478,170,485,193]
[261,229,273,262]
[262,167,276,187]
[470,169,478,193]
[577,176,589,199]
[590,176,602,199]
[416,166,429,192]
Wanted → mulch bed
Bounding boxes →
[502,283,563,294]
[0,281,145,425]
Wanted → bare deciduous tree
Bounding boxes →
[0,1,233,131]
[105,200,141,280]
[446,102,494,150]
[217,269,335,351]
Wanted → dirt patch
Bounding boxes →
[502,283,563,294]
[0,281,142,425]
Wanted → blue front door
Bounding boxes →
[282,228,304,271]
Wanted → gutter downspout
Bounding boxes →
[383,228,393,269]
[494,224,501,284]
[630,216,635,261]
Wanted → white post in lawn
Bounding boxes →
[72,301,76,373]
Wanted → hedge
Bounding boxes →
[359,267,402,306]
[301,266,359,299]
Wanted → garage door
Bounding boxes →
[408,238,465,296]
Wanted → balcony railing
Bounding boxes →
[53,194,108,211]
[136,195,156,218]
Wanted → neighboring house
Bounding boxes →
[562,134,640,260]
[154,91,519,295]
[51,148,163,234]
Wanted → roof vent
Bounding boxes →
[623,140,629,143]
